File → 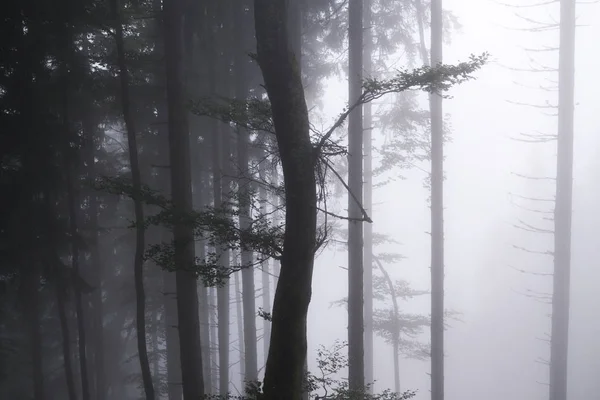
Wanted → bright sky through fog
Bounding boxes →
[308,1,600,399]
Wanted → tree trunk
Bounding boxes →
[347,0,364,393]
[24,267,44,400]
[430,0,445,399]
[209,287,219,392]
[164,271,183,399]
[374,257,401,394]
[56,275,78,400]
[164,0,205,397]
[217,123,232,396]
[111,0,155,397]
[259,159,271,366]
[66,169,91,400]
[549,1,575,400]
[362,0,374,391]
[235,271,246,386]
[84,121,106,400]
[253,1,316,398]
[234,1,258,384]
[198,284,212,393]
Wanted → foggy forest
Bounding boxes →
[0,0,597,399]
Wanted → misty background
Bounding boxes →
[306,0,600,398]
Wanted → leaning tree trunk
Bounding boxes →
[549,1,575,400]
[235,270,246,385]
[254,0,316,398]
[362,0,374,390]
[430,0,445,399]
[347,0,365,393]
[111,0,155,397]
[164,0,205,397]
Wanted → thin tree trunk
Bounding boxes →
[374,257,401,393]
[217,123,232,396]
[347,0,364,393]
[84,123,106,400]
[111,0,155,397]
[164,0,205,397]
[200,284,212,393]
[66,170,91,400]
[430,0,445,399]
[209,287,219,392]
[56,277,78,400]
[254,1,316,398]
[362,0,374,390]
[25,268,44,400]
[234,1,258,383]
[549,1,575,400]
[259,159,271,365]
[235,271,246,386]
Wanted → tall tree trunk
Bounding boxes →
[56,275,78,400]
[151,0,183,397]
[259,159,271,366]
[430,0,445,399]
[164,271,183,399]
[164,0,205,397]
[374,257,401,393]
[66,170,91,400]
[217,123,232,396]
[200,284,212,392]
[550,1,575,399]
[209,287,219,392]
[235,271,246,386]
[84,121,106,400]
[111,0,155,397]
[347,0,364,393]
[234,1,258,384]
[254,1,316,398]
[25,267,44,400]
[362,0,374,391]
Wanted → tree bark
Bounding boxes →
[164,0,205,397]
[235,270,246,386]
[111,0,155,397]
[259,159,271,366]
[24,267,44,400]
[84,120,106,400]
[430,0,445,399]
[362,0,374,391]
[234,1,259,384]
[56,274,78,400]
[549,1,575,400]
[66,169,91,400]
[164,271,183,399]
[347,0,364,393]
[254,1,316,398]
